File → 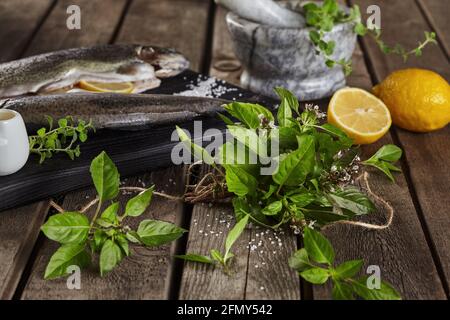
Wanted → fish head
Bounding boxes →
[138,46,189,78]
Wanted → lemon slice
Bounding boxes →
[78,80,134,93]
[327,87,392,145]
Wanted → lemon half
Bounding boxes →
[327,87,392,145]
[78,80,134,93]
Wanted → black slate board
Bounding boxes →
[0,70,276,211]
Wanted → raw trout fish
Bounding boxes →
[0,44,189,98]
[2,93,227,129]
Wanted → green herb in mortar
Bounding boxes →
[304,0,437,75]
[41,151,186,278]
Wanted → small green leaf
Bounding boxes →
[288,193,315,208]
[125,231,142,244]
[116,234,130,256]
[303,227,335,265]
[175,254,215,264]
[41,212,89,244]
[137,220,186,246]
[277,98,293,127]
[92,230,107,253]
[124,187,154,217]
[224,214,249,262]
[261,200,283,216]
[176,126,215,165]
[44,243,90,279]
[224,164,258,197]
[300,267,330,284]
[367,144,402,162]
[37,127,46,137]
[273,135,315,187]
[332,280,355,300]
[328,188,375,215]
[90,151,120,202]
[101,202,119,225]
[274,87,299,114]
[352,277,401,300]
[288,248,311,272]
[334,259,363,279]
[210,249,224,264]
[99,239,124,276]
[224,102,274,129]
[354,22,367,36]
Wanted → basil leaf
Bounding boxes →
[101,202,119,225]
[224,164,258,197]
[224,102,274,129]
[116,234,130,256]
[277,98,293,127]
[334,259,363,279]
[124,187,153,217]
[99,239,124,276]
[227,125,267,158]
[261,200,283,216]
[274,87,299,114]
[352,277,401,300]
[328,188,375,215]
[92,230,107,253]
[125,231,142,244]
[137,220,186,246]
[176,126,215,165]
[288,248,311,272]
[363,160,395,182]
[224,214,249,262]
[300,267,330,284]
[288,193,315,208]
[303,227,335,265]
[210,249,224,264]
[41,212,89,244]
[273,135,315,187]
[303,207,350,226]
[262,185,278,200]
[44,243,90,279]
[332,280,355,300]
[175,254,215,264]
[90,151,120,202]
[275,127,299,150]
[232,197,251,222]
[369,144,402,162]
[320,123,353,147]
[218,141,259,176]
[217,113,234,125]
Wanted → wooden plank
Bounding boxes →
[21,169,186,299]
[24,0,128,56]
[312,1,447,299]
[0,0,55,300]
[116,0,211,72]
[20,0,212,299]
[417,0,450,58]
[351,0,450,296]
[0,0,54,62]
[179,4,300,300]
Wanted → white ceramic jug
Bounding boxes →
[0,109,29,176]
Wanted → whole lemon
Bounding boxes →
[373,69,450,132]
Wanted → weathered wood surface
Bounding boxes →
[0,0,55,300]
[20,0,211,299]
[351,0,450,296]
[179,5,301,300]
[417,0,450,58]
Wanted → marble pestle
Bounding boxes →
[215,0,306,28]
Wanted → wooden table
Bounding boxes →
[0,0,448,300]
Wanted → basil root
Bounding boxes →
[41,151,186,278]
[176,87,402,299]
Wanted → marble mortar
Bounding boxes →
[226,4,357,101]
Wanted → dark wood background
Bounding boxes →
[0,0,448,300]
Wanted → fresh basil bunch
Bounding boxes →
[176,87,402,299]
[41,151,186,278]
